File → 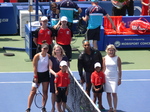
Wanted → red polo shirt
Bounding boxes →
[56,28,72,45]
[91,71,105,86]
[54,70,70,87]
[36,28,53,45]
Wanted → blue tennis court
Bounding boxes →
[0,70,150,112]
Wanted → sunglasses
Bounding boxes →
[43,47,48,50]
[42,20,48,22]
[84,44,90,46]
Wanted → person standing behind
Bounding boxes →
[55,16,72,61]
[33,16,54,55]
[111,0,134,16]
[82,0,116,49]
[57,0,82,30]
[141,0,150,15]
[103,44,122,112]
[47,2,59,27]
[26,43,50,112]
[91,62,105,111]
[49,44,69,112]
[125,0,134,16]
[54,61,70,112]
[112,0,127,16]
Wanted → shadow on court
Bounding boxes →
[101,109,125,112]
[0,70,150,112]
[121,62,134,65]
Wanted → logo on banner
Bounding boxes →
[0,18,9,23]
[114,41,121,47]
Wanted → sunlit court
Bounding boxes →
[0,70,150,112]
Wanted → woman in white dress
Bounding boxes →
[103,44,122,112]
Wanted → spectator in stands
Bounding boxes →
[33,16,55,55]
[141,0,150,15]
[78,40,105,110]
[26,43,50,112]
[56,0,82,31]
[125,0,134,16]
[103,44,122,112]
[112,0,127,16]
[91,62,105,111]
[82,0,116,49]
[55,16,72,61]
[54,61,70,112]
[47,2,59,27]
[49,44,69,112]
[112,0,134,16]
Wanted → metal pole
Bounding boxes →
[35,0,38,21]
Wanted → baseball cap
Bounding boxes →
[94,62,101,68]
[40,16,48,21]
[41,43,49,49]
[91,0,99,2]
[60,16,68,22]
[60,61,68,66]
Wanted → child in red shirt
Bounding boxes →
[91,62,105,110]
[54,60,70,112]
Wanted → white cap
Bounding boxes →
[60,61,67,66]
[94,62,101,68]
[60,16,68,21]
[41,16,48,21]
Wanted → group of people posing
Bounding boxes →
[78,41,122,112]
[25,0,122,112]
[26,41,122,112]
[26,44,70,112]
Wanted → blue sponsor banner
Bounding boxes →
[0,3,17,34]
[106,35,150,48]
[122,16,150,28]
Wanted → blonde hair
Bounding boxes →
[105,44,117,52]
[52,44,66,57]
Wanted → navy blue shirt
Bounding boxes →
[50,56,68,73]
[85,5,107,29]
[58,0,79,10]
[85,5,107,16]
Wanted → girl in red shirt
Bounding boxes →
[91,62,105,111]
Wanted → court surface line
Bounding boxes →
[0,79,150,83]
[0,69,150,74]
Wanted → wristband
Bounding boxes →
[34,75,38,78]
[119,78,121,79]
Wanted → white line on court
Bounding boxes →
[0,81,31,83]
[0,79,150,84]
[0,69,150,74]
[122,79,150,81]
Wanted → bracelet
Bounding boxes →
[34,75,38,78]
[119,78,121,79]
